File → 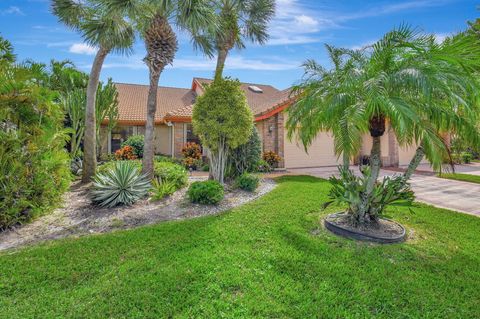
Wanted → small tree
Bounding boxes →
[193,79,253,183]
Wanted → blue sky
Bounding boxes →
[0,0,477,89]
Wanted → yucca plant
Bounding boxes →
[91,161,150,207]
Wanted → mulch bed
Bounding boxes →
[0,177,276,251]
[324,213,406,243]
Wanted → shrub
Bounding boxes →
[324,167,415,223]
[181,142,202,169]
[235,173,260,192]
[97,160,141,175]
[263,151,282,168]
[0,45,71,230]
[115,145,137,160]
[154,161,188,189]
[91,161,151,207]
[201,163,210,172]
[121,135,144,158]
[228,126,262,177]
[150,177,177,201]
[155,155,180,164]
[254,159,272,173]
[187,180,224,205]
[461,152,473,164]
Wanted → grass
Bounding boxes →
[1,176,479,318]
[438,172,480,184]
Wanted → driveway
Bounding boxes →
[287,165,480,217]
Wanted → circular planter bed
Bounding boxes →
[324,212,406,244]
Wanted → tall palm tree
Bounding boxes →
[192,0,275,81]
[52,0,134,183]
[106,0,215,178]
[287,26,480,224]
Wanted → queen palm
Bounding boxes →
[287,26,480,225]
[192,0,275,81]
[52,0,135,183]
[106,0,215,178]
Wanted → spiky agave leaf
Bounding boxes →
[91,160,151,207]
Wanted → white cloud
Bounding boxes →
[1,6,24,15]
[265,0,454,46]
[93,54,299,71]
[69,43,97,55]
[339,0,453,21]
[294,15,319,27]
[434,33,450,44]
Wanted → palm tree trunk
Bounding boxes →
[342,152,350,170]
[142,70,161,179]
[366,136,382,192]
[82,47,109,183]
[214,48,228,81]
[403,146,425,180]
[357,135,382,224]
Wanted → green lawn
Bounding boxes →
[439,172,480,184]
[1,176,479,318]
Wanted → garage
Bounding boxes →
[284,130,340,168]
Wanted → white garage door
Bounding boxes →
[284,130,340,168]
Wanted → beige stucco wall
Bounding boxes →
[154,124,172,155]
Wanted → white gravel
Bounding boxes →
[0,177,277,251]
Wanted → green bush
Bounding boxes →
[235,173,260,192]
[461,152,473,164]
[187,180,224,205]
[97,160,141,175]
[121,135,144,158]
[201,163,210,172]
[0,43,71,230]
[154,161,188,189]
[254,159,272,173]
[150,177,177,201]
[228,127,262,178]
[155,155,181,164]
[91,161,151,207]
[325,167,415,223]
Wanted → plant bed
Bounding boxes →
[324,212,406,244]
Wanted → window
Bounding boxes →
[110,126,134,153]
[186,124,201,146]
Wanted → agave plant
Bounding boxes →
[91,161,151,207]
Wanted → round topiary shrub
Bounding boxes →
[187,180,224,205]
[235,173,260,192]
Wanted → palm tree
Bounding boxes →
[106,0,215,178]
[52,0,134,183]
[193,0,275,81]
[287,26,480,225]
[287,45,367,170]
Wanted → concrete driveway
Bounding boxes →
[287,165,480,217]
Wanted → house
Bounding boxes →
[99,77,421,168]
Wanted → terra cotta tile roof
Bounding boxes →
[114,83,196,124]
[114,79,293,124]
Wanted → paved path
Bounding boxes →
[286,166,480,217]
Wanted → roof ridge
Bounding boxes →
[193,77,279,91]
[114,82,191,91]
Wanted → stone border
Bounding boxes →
[324,213,406,244]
